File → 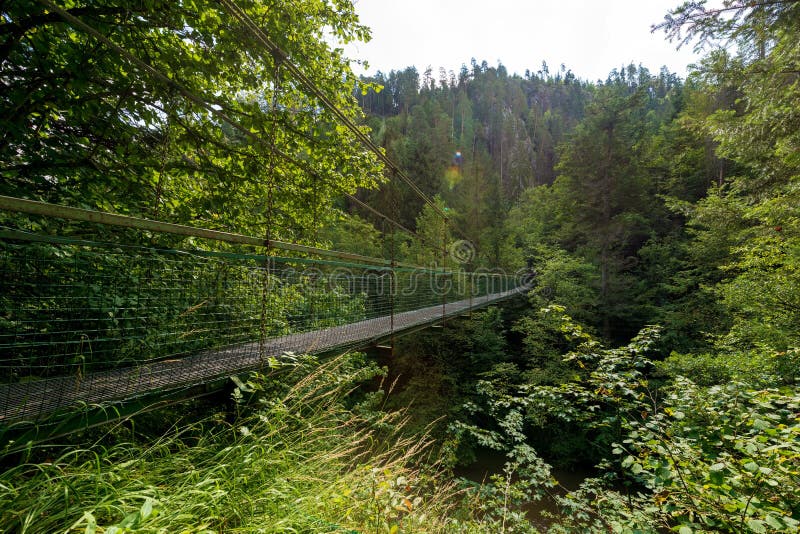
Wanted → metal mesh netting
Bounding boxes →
[0,233,523,422]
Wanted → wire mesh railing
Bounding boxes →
[0,213,526,424]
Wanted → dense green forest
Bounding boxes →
[1,0,799,532]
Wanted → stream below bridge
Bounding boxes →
[455,449,596,528]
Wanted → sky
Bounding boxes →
[342,0,704,82]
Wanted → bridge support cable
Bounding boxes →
[216,0,445,220]
[388,174,399,355]
[36,0,455,265]
[0,195,402,268]
[259,59,281,364]
[215,0,478,250]
[441,220,447,324]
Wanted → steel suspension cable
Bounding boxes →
[222,2,474,248]
[38,0,458,264]
[216,0,446,220]
[259,59,283,363]
[34,0,442,258]
[212,0,484,249]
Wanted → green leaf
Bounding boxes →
[679,526,692,534]
[83,512,97,534]
[119,511,140,528]
[753,419,769,430]
[141,497,154,520]
[746,519,766,533]
[765,515,784,529]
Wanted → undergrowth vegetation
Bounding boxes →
[0,354,472,533]
[452,307,800,532]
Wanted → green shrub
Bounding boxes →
[658,349,800,387]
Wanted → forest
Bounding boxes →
[1,0,799,532]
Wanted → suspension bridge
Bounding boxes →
[0,196,526,431]
[0,1,529,446]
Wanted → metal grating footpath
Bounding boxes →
[0,288,524,423]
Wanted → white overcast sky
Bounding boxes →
[342,0,704,82]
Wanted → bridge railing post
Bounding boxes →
[390,223,395,346]
[469,271,473,316]
[441,218,447,324]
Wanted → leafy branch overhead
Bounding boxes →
[1,0,381,240]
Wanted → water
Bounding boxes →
[455,449,595,527]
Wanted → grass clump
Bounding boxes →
[0,353,476,533]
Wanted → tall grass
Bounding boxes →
[0,353,480,533]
